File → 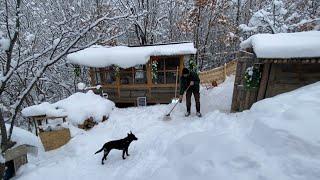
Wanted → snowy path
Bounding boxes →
[15,77,320,180]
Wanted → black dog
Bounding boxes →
[95,132,138,164]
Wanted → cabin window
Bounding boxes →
[120,68,134,84]
[94,68,102,85]
[153,56,180,84]
[134,65,147,84]
[120,65,147,85]
[104,67,116,85]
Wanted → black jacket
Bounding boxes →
[179,72,200,95]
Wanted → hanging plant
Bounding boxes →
[244,65,261,90]
[189,57,197,73]
[114,66,120,78]
[74,65,81,77]
[151,60,158,81]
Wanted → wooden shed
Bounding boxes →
[68,42,197,106]
[2,144,37,180]
[231,31,320,112]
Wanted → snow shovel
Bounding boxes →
[163,85,191,121]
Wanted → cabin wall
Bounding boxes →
[231,57,320,112]
[231,53,259,112]
[89,55,186,105]
[265,63,320,98]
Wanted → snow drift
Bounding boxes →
[22,91,115,125]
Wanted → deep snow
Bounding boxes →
[15,76,320,180]
[21,91,115,125]
[67,43,196,68]
[240,31,320,58]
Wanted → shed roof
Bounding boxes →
[67,42,196,68]
[240,31,320,59]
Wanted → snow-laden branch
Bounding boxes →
[7,12,130,140]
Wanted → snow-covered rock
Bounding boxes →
[240,31,320,58]
[22,91,115,125]
[67,43,197,68]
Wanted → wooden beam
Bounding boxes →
[257,63,271,101]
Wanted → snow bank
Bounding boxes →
[240,31,320,58]
[67,43,197,68]
[6,125,42,149]
[22,91,115,125]
[150,81,320,180]
[250,81,320,144]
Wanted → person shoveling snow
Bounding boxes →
[179,68,202,117]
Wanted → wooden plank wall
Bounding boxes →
[230,53,259,112]
[265,63,320,98]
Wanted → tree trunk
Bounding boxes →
[0,109,8,150]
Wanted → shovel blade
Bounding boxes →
[163,114,172,121]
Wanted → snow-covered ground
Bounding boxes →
[15,76,320,180]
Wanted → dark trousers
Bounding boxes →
[186,89,200,113]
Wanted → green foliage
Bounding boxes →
[74,65,81,77]
[244,65,261,90]
[151,60,158,81]
[189,57,197,73]
[114,66,120,77]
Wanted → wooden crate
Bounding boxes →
[39,128,71,151]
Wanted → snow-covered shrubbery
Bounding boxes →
[22,91,115,125]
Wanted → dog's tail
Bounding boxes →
[95,147,104,154]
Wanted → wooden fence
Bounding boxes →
[199,60,237,86]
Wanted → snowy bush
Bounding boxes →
[244,66,261,90]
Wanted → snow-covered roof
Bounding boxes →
[67,42,197,68]
[240,31,320,59]
[22,91,115,125]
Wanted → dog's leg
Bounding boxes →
[122,150,126,159]
[126,148,130,156]
[101,150,110,165]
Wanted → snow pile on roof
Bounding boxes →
[21,102,67,117]
[67,43,197,68]
[22,91,115,125]
[240,31,320,58]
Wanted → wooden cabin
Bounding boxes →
[231,31,320,112]
[68,42,197,106]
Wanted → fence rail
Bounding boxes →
[199,60,237,85]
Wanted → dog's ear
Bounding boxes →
[130,131,132,134]
[127,133,130,136]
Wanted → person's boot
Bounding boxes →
[196,112,202,117]
[185,112,190,117]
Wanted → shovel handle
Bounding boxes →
[166,84,191,115]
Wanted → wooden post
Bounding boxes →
[257,63,271,101]
[33,118,38,136]
[174,66,179,99]
[224,63,227,80]
[146,60,153,97]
